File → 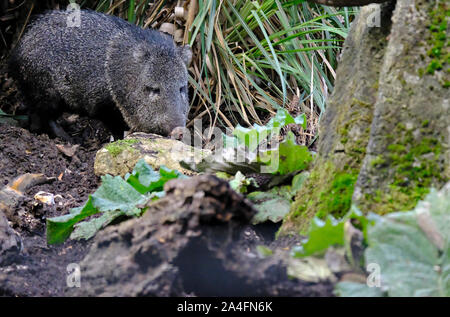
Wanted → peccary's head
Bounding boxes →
[108,36,192,136]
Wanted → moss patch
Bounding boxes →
[281,160,359,235]
[421,2,449,87]
[365,123,444,213]
[105,139,139,157]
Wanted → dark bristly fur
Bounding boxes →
[9,9,192,136]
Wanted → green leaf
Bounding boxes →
[348,183,450,297]
[232,124,270,152]
[258,131,313,175]
[126,160,186,194]
[248,191,291,224]
[70,209,125,241]
[291,171,310,195]
[230,108,306,152]
[46,159,187,244]
[292,216,345,258]
[46,196,99,244]
[334,282,385,297]
[229,171,258,194]
[92,174,147,215]
[46,175,146,244]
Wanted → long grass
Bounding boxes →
[185,0,356,142]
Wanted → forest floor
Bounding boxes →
[0,62,333,297]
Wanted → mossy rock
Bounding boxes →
[94,132,211,177]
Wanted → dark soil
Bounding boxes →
[0,123,334,297]
[0,124,101,296]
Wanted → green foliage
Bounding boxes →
[358,185,450,297]
[290,184,450,297]
[249,191,291,224]
[189,0,356,128]
[229,171,258,193]
[246,171,308,225]
[187,108,312,176]
[258,131,313,175]
[226,108,306,150]
[125,159,187,194]
[46,160,186,244]
[224,108,312,175]
[291,206,371,258]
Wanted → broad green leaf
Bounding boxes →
[126,160,186,194]
[231,109,307,152]
[249,191,291,224]
[92,174,147,215]
[70,209,125,241]
[334,282,385,297]
[47,175,146,244]
[352,183,450,297]
[292,216,345,257]
[258,131,313,175]
[46,196,99,244]
[47,160,187,244]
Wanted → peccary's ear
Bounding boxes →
[177,45,192,66]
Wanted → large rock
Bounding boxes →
[94,132,210,177]
[280,0,449,235]
[353,0,450,212]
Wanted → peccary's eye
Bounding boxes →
[180,85,187,94]
[145,86,160,96]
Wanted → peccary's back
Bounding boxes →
[9,10,176,115]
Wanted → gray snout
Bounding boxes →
[169,126,186,140]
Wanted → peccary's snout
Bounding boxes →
[160,112,187,137]
[169,126,186,140]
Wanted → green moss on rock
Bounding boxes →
[362,123,444,214]
[422,2,449,87]
[105,139,139,157]
[280,160,360,236]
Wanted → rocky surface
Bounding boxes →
[94,132,210,177]
[281,0,449,234]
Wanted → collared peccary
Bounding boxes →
[9,9,192,137]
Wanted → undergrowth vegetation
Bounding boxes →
[1,0,357,143]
